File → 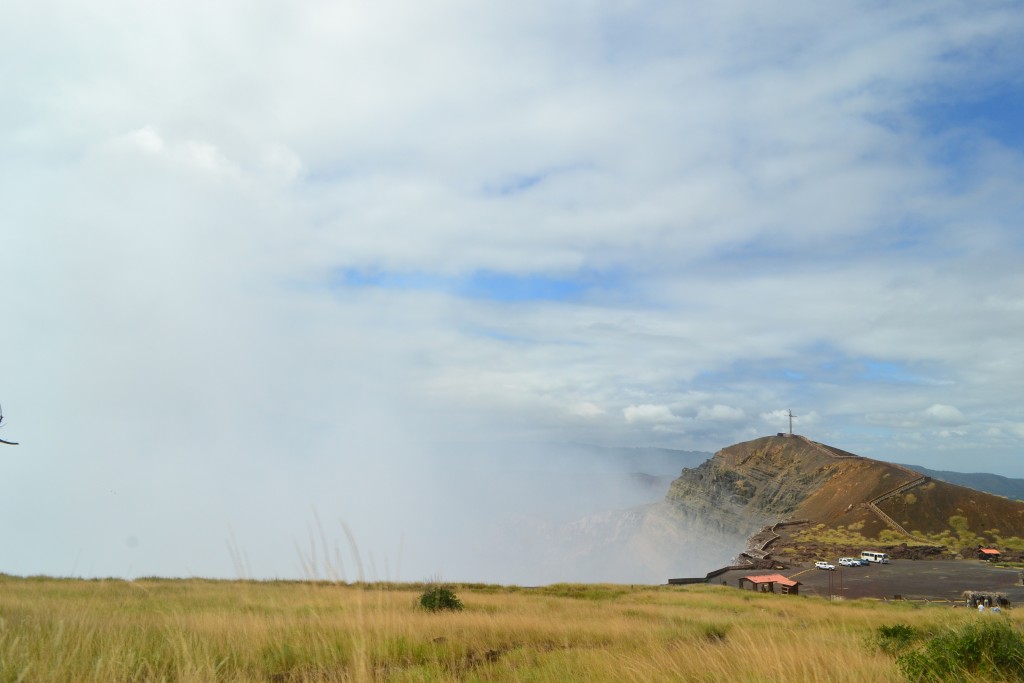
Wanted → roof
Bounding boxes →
[742,573,799,587]
[980,548,1001,555]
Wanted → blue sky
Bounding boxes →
[2,0,1024,581]
[335,267,625,305]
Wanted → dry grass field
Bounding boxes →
[0,574,1014,682]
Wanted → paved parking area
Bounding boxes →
[713,560,1024,602]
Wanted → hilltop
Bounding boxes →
[665,434,1024,559]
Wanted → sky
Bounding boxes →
[2,0,1024,582]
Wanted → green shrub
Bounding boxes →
[418,585,463,612]
[875,623,921,656]
[700,623,729,642]
[898,619,1024,681]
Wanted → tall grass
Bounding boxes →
[897,618,1024,682]
[0,575,1011,681]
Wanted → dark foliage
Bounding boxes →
[898,618,1024,682]
[874,623,922,656]
[418,585,463,612]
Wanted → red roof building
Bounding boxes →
[979,548,1001,561]
[738,573,801,595]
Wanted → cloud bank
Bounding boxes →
[1,0,1023,580]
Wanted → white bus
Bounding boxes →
[860,550,890,564]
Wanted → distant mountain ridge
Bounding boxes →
[900,464,1024,501]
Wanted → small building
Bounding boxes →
[979,548,1001,561]
[738,573,801,595]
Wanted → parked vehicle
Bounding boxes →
[838,557,859,566]
[815,561,836,570]
[860,551,890,564]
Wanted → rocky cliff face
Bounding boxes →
[665,435,845,538]
[665,434,1024,544]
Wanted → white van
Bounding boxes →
[860,550,890,564]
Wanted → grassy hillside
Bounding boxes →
[0,575,1016,681]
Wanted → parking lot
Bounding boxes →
[715,559,1024,602]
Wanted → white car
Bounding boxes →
[838,557,859,567]
[815,561,836,570]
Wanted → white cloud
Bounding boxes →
[697,404,745,422]
[924,404,966,425]
[867,404,968,432]
[127,126,164,153]
[623,404,682,425]
[570,402,606,418]
[108,126,241,179]
[756,409,821,438]
[1,0,1023,581]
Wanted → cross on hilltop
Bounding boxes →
[0,403,18,445]
[787,409,796,436]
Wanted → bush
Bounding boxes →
[898,619,1024,681]
[874,623,921,656]
[700,623,729,642]
[418,585,463,612]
